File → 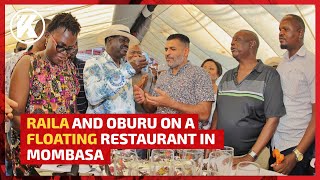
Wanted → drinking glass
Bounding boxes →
[182,149,204,175]
[130,160,152,176]
[112,149,138,176]
[235,161,260,176]
[207,149,233,175]
[150,149,174,175]
[171,159,194,176]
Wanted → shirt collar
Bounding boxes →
[283,45,307,61]
[102,51,126,65]
[168,61,190,75]
[233,59,264,76]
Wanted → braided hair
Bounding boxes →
[47,13,81,36]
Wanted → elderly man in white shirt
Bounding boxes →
[271,14,315,175]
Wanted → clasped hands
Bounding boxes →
[133,85,172,107]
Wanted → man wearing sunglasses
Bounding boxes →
[84,24,147,114]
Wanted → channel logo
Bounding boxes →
[10,8,45,44]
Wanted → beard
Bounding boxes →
[167,55,184,69]
[280,44,288,49]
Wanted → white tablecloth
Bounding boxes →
[230,168,284,176]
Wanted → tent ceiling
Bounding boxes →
[141,5,315,70]
[5,5,315,71]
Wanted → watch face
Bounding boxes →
[294,149,304,162]
[297,154,303,161]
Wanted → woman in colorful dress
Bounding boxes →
[9,13,81,176]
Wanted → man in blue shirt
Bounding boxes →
[84,24,147,114]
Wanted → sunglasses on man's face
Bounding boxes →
[50,34,76,54]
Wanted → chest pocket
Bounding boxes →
[282,68,307,98]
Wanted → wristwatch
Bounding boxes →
[293,148,304,162]
[248,150,258,160]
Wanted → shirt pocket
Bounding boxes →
[282,68,306,97]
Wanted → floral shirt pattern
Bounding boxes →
[83,51,136,114]
[11,54,79,176]
[27,54,80,114]
[153,62,215,114]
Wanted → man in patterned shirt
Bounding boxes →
[133,34,214,122]
[84,24,147,114]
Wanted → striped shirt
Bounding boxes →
[272,45,315,152]
[216,60,286,156]
[73,58,88,114]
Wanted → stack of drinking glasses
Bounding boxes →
[204,146,234,176]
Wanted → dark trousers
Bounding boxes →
[269,142,314,175]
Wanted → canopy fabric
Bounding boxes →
[5,5,315,71]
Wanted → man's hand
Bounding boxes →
[133,85,145,104]
[271,152,297,175]
[145,88,173,107]
[5,96,18,120]
[136,74,149,89]
[129,56,148,73]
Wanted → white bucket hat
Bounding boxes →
[97,24,140,46]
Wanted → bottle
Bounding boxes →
[141,52,152,74]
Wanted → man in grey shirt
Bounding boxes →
[133,33,214,122]
[271,14,315,175]
[210,30,286,168]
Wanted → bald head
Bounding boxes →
[126,44,142,61]
[231,30,260,61]
[282,14,305,32]
[35,18,51,36]
[238,30,260,52]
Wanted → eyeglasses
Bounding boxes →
[50,33,76,54]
